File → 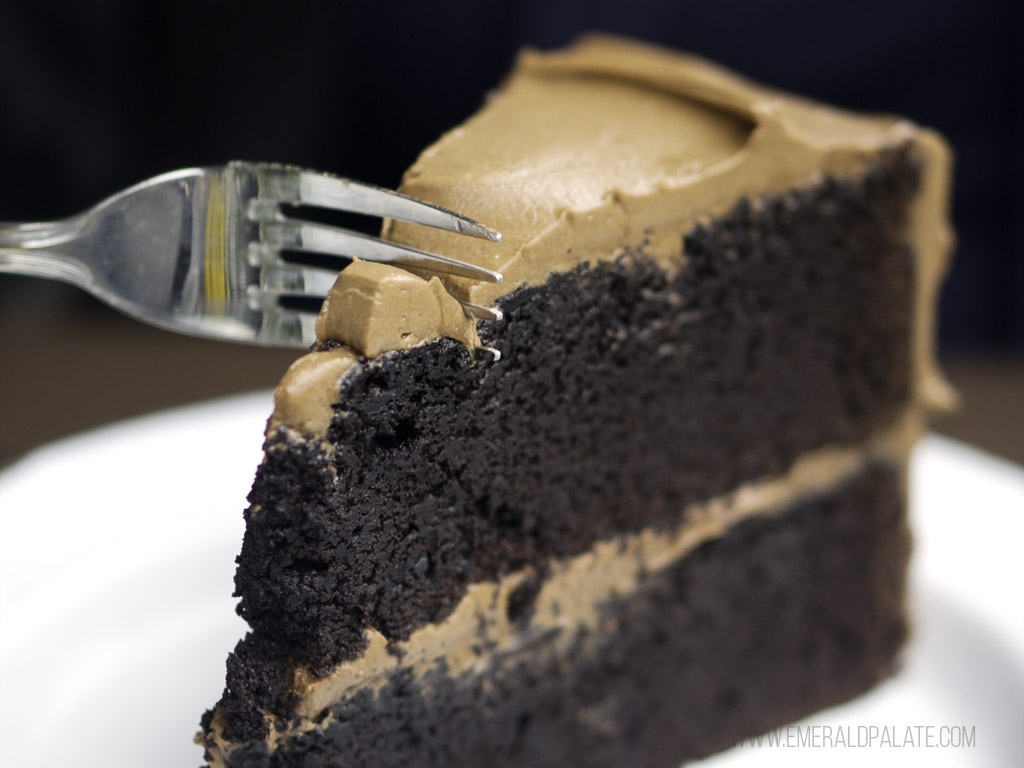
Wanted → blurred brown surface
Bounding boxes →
[0,303,299,468]
[932,353,1024,466]
[1,302,1022,469]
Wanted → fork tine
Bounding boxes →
[258,306,318,348]
[259,219,503,284]
[257,261,503,324]
[258,264,339,298]
[246,163,502,243]
[459,301,503,322]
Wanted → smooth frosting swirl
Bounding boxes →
[271,33,953,438]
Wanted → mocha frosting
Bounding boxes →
[314,261,479,357]
[268,34,953,439]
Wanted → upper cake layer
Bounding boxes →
[270,35,953,438]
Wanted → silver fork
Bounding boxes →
[0,161,503,348]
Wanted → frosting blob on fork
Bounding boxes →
[315,260,480,357]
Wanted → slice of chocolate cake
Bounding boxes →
[198,35,953,768]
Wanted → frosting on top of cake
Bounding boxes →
[270,33,953,438]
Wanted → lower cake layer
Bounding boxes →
[217,461,909,768]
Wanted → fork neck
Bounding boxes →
[0,216,88,250]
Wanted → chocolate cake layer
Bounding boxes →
[223,462,909,768]
[218,150,918,743]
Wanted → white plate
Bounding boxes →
[1,394,1021,767]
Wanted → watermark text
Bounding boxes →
[738,724,976,750]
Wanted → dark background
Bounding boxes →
[0,0,1021,464]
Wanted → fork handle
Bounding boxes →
[0,216,86,249]
[0,218,92,289]
[0,247,92,290]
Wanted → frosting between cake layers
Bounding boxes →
[202,411,922,765]
[267,34,953,439]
